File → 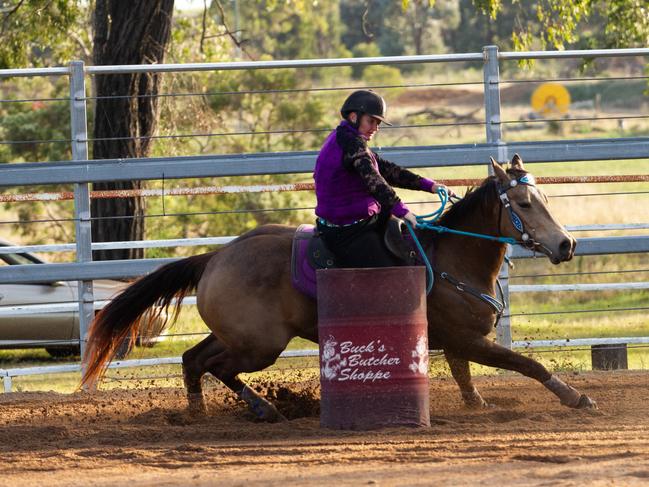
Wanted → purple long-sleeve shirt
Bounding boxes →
[314,120,434,225]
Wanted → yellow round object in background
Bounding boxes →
[531,83,571,115]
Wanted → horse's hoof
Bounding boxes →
[187,393,207,415]
[267,410,289,423]
[462,391,491,409]
[258,405,288,423]
[465,398,491,409]
[188,404,207,416]
[574,394,597,409]
[247,398,288,422]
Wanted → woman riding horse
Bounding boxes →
[81,154,593,422]
[314,89,451,267]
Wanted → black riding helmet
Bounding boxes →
[340,90,392,126]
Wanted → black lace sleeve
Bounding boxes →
[336,126,401,210]
[373,152,422,190]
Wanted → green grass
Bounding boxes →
[513,288,649,314]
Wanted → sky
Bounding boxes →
[175,0,205,11]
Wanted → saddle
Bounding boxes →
[290,218,420,299]
[383,217,419,265]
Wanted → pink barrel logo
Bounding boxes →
[317,267,430,430]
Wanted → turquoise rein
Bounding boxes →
[405,186,520,295]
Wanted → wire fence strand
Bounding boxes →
[510,268,649,279]
[0,96,70,104]
[0,138,72,146]
[508,306,649,318]
[81,80,485,101]
[499,75,649,84]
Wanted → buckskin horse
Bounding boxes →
[82,155,596,421]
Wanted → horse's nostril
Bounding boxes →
[559,239,572,256]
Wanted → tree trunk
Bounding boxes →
[411,0,425,56]
[91,0,174,260]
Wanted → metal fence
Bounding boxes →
[0,46,648,391]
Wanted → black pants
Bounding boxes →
[316,213,400,268]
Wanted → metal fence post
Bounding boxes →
[483,45,503,148]
[483,45,513,349]
[69,61,95,383]
[2,372,11,393]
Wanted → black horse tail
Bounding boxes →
[81,252,216,388]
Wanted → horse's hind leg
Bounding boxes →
[182,336,286,421]
[182,334,224,414]
[444,351,488,408]
[204,348,287,423]
[447,335,596,409]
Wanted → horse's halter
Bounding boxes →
[496,173,545,252]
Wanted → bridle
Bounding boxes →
[408,172,553,320]
[496,173,554,256]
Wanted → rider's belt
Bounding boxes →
[317,217,368,228]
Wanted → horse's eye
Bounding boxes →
[518,201,532,209]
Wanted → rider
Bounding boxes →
[314,89,450,268]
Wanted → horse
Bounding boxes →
[82,154,596,422]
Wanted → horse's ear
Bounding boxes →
[490,157,509,184]
[511,153,525,171]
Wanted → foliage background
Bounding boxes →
[0,0,648,370]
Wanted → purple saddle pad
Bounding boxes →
[291,224,319,299]
[290,223,430,300]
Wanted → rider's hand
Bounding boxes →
[432,183,455,198]
[402,211,418,227]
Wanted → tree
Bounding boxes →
[416,0,649,51]
[446,0,520,52]
[340,0,460,57]
[340,0,407,56]
[1,1,175,260]
[210,0,349,61]
[0,80,75,249]
[0,0,82,68]
[90,0,174,260]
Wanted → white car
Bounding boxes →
[0,241,162,358]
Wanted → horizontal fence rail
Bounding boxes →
[3,279,649,319]
[0,175,648,203]
[1,223,648,256]
[3,47,647,80]
[0,46,648,391]
[0,349,321,393]
[0,236,647,283]
[2,138,649,186]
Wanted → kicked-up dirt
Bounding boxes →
[1,370,648,486]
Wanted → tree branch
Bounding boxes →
[200,0,208,53]
[68,30,92,61]
[0,0,26,36]
[44,204,71,241]
[362,0,374,39]
[213,0,254,59]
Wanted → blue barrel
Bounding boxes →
[317,266,430,430]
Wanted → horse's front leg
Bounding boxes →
[444,351,488,408]
[446,335,596,409]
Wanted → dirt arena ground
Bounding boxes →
[1,370,648,486]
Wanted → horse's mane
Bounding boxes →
[437,167,528,228]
